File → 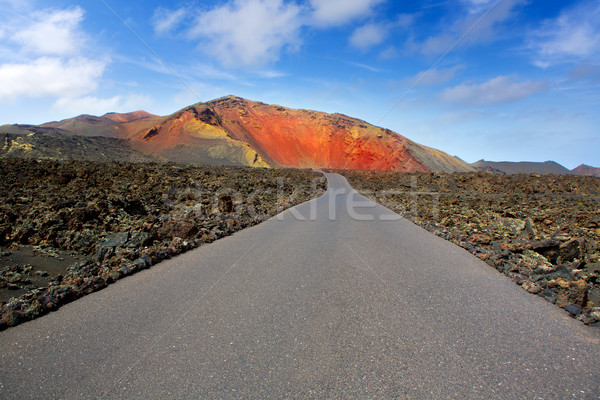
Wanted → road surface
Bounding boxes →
[1,173,599,399]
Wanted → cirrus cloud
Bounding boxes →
[439,76,547,106]
[419,0,526,56]
[406,65,464,87]
[462,0,495,14]
[530,0,600,66]
[309,0,385,27]
[152,7,187,35]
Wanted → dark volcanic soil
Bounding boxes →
[0,245,84,302]
[0,159,326,329]
[343,170,600,325]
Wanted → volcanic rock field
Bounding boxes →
[0,159,326,329]
[2,158,599,329]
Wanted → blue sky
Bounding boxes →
[0,0,598,168]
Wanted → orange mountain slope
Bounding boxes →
[131,96,473,172]
[129,104,269,167]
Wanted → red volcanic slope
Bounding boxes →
[132,96,471,172]
[102,111,158,123]
[206,98,426,171]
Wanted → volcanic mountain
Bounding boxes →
[471,160,572,175]
[571,164,600,177]
[41,110,161,138]
[3,96,473,172]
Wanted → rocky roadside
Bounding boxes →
[0,159,326,330]
[343,170,600,326]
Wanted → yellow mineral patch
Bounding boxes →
[183,120,229,139]
[204,140,270,168]
[242,146,270,168]
[207,144,230,159]
[11,138,34,151]
[347,127,361,139]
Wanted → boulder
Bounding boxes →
[519,250,553,273]
[549,278,588,307]
[564,304,582,316]
[558,239,583,263]
[470,233,491,244]
[495,217,526,235]
[97,232,129,249]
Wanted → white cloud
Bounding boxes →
[439,76,547,106]
[0,57,105,101]
[532,60,551,69]
[53,94,153,116]
[540,25,599,58]
[12,7,85,56]
[350,23,387,50]
[420,0,525,55]
[406,65,463,87]
[189,0,302,67]
[0,4,111,106]
[152,7,187,35]
[309,0,385,26]
[152,0,393,68]
[462,0,495,14]
[531,1,600,65]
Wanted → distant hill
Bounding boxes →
[0,132,159,163]
[40,111,160,139]
[0,124,72,136]
[1,96,475,172]
[472,160,571,175]
[571,164,600,177]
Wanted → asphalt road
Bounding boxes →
[1,173,599,399]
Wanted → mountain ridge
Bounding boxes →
[4,95,473,172]
[3,96,593,174]
[472,160,572,175]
